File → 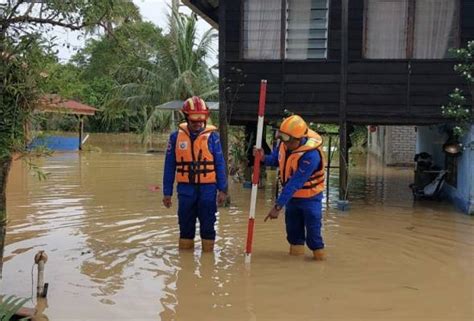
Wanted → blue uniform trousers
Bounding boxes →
[284,195,324,250]
[177,183,217,240]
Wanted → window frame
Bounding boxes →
[362,0,461,60]
[240,0,331,61]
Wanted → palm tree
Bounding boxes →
[160,6,218,99]
[109,6,218,144]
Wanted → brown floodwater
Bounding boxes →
[2,134,474,320]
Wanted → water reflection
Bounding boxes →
[2,136,473,320]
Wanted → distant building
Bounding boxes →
[368,126,416,167]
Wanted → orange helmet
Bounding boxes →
[279,115,308,140]
[182,96,210,121]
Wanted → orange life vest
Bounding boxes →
[175,123,217,184]
[278,129,325,198]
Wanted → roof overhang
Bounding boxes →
[182,0,219,29]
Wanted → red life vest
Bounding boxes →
[175,123,217,184]
[278,129,325,198]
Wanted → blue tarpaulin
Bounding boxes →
[30,136,79,151]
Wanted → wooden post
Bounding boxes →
[339,122,349,203]
[218,0,229,169]
[78,115,84,151]
[338,0,349,208]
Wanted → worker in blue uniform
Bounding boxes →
[255,115,326,260]
[163,96,228,252]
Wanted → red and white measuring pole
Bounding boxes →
[245,79,267,264]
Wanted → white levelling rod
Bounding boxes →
[245,79,267,264]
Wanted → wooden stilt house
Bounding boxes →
[183,0,474,202]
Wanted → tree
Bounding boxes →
[83,0,140,37]
[111,7,218,143]
[75,21,165,132]
[0,0,135,276]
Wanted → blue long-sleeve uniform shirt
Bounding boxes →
[163,128,228,196]
[264,139,322,207]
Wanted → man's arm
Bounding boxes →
[263,142,280,167]
[275,150,321,208]
[210,132,228,193]
[163,132,178,197]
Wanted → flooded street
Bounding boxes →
[3,135,474,320]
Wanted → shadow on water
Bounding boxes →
[2,134,473,320]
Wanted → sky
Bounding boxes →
[53,0,216,64]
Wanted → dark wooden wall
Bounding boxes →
[221,0,474,126]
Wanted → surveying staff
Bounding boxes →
[255,115,326,260]
[163,96,228,252]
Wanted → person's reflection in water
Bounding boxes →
[160,245,243,321]
[175,251,216,320]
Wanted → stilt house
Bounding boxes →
[184,0,474,207]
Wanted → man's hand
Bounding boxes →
[253,147,264,159]
[163,196,172,208]
[217,191,227,207]
[264,205,281,222]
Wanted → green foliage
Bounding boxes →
[108,7,218,142]
[453,41,474,83]
[0,295,30,321]
[162,8,218,99]
[310,123,339,134]
[83,0,141,36]
[74,21,163,80]
[0,38,47,159]
[79,21,165,133]
[39,62,86,99]
[1,1,219,146]
[37,21,165,133]
[228,127,247,180]
[442,41,474,138]
[1,0,144,155]
[441,88,471,137]
[348,125,368,153]
[0,0,143,229]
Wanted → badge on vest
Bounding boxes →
[178,141,188,150]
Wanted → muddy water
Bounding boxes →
[3,138,474,320]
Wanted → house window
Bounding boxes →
[413,0,460,58]
[364,0,459,59]
[243,0,282,59]
[365,0,408,58]
[243,0,329,60]
[286,0,329,59]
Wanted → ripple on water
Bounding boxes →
[3,149,473,321]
